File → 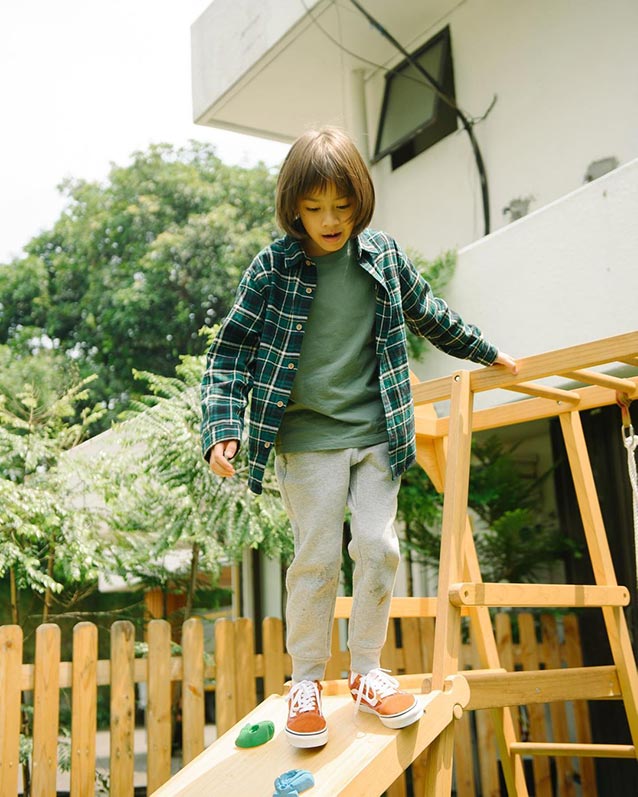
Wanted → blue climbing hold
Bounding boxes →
[273,768,315,796]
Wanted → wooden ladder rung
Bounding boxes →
[448,665,622,711]
[510,742,636,759]
[449,582,630,608]
[562,369,638,396]
[505,381,580,402]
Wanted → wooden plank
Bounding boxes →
[214,619,236,737]
[420,618,435,672]
[518,614,552,797]
[426,370,474,796]
[32,624,61,797]
[385,771,407,797]
[262,617,286,698]
[449,582,629,608]
[22,653,207,691]
[150,675,470,797]
[453,708,476,797]
[510,742,636,758]
[182,618,205,766]
[459,526,528,797]
[560,411,638,748]
[0,625,22,797]
[495,613,521,739]
[110,620,136,797]
[470,642,500,797]
[402,618,426,675]
[540,615,577,797]
[147,619,172,794]
[70,622,98,797]
[562,614,597,796]
[233,617,256,720]
[380,616,399,672]
[411,331,638,405]
[325,620,343,680]
[334,596,466,619]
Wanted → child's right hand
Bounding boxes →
[209,440,240,477]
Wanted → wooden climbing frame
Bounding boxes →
[152,331,637,796]
[413,330,638,795]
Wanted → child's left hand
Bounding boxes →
[494,351,518,374]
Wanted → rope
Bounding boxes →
[617,391,638,586]
[622,423,638,589]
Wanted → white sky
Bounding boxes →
[0,0,289,264]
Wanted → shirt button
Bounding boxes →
[264,442,271,449]
[276,401,284,407]
[288,363,295,369]
[305,259,312,266]
[296,323,302,331]
[305,287,312,294]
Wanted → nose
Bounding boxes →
[321,208,339,227]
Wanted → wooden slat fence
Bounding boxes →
[0,612,597,796]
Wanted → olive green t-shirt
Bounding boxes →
[276,241,387,453]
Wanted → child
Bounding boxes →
[201,126,517,749]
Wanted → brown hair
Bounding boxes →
[276,127,375,239]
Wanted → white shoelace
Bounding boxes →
[352,667,399,713]
[287,680,321,716]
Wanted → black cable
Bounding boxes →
[348,0,491,235]
[299,0,495,123]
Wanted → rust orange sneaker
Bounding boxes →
[349,668,424,729]
[285,679,328,748]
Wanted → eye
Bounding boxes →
[304,206,319,212]
[337,204,351,210]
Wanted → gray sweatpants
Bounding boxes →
[275,442,401,682]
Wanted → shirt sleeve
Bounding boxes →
[395,240,498,365]
[200,259,267,460]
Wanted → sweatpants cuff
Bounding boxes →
[292,658,327,683]
[349,648,382,676]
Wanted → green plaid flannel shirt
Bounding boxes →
[201,229,498,494]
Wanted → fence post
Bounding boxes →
[70,622,98,797]
[262,617,286,697]
[147,619,172,794]
[182,617,204,765]
[234,617,256,719]
[110,620,136,797]
[32,624,61,797]
[214,619,237,737]
[0,625,22,797]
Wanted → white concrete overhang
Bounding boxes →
[191,0,461,142]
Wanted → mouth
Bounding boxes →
[321,232,342,242]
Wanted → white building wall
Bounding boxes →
[410,155,638,391]
[367,0,638,258]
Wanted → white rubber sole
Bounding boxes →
[285,727,329,748]
[358,699,425,729]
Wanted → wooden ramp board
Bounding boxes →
[153,675,469,797]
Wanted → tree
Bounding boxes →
[0,142,279,422]
[0,346,106,624]
[97,334,292,619]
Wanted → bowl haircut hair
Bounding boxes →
[276,127,376,239]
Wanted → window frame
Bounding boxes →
[373,26,457,169]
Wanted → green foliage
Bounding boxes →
[405,249,457,361]
[399,435,575,583]
[0,349,106,621]
[96,337,292,609]
[0,142,279,422]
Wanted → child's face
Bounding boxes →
[297,183,355,257]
